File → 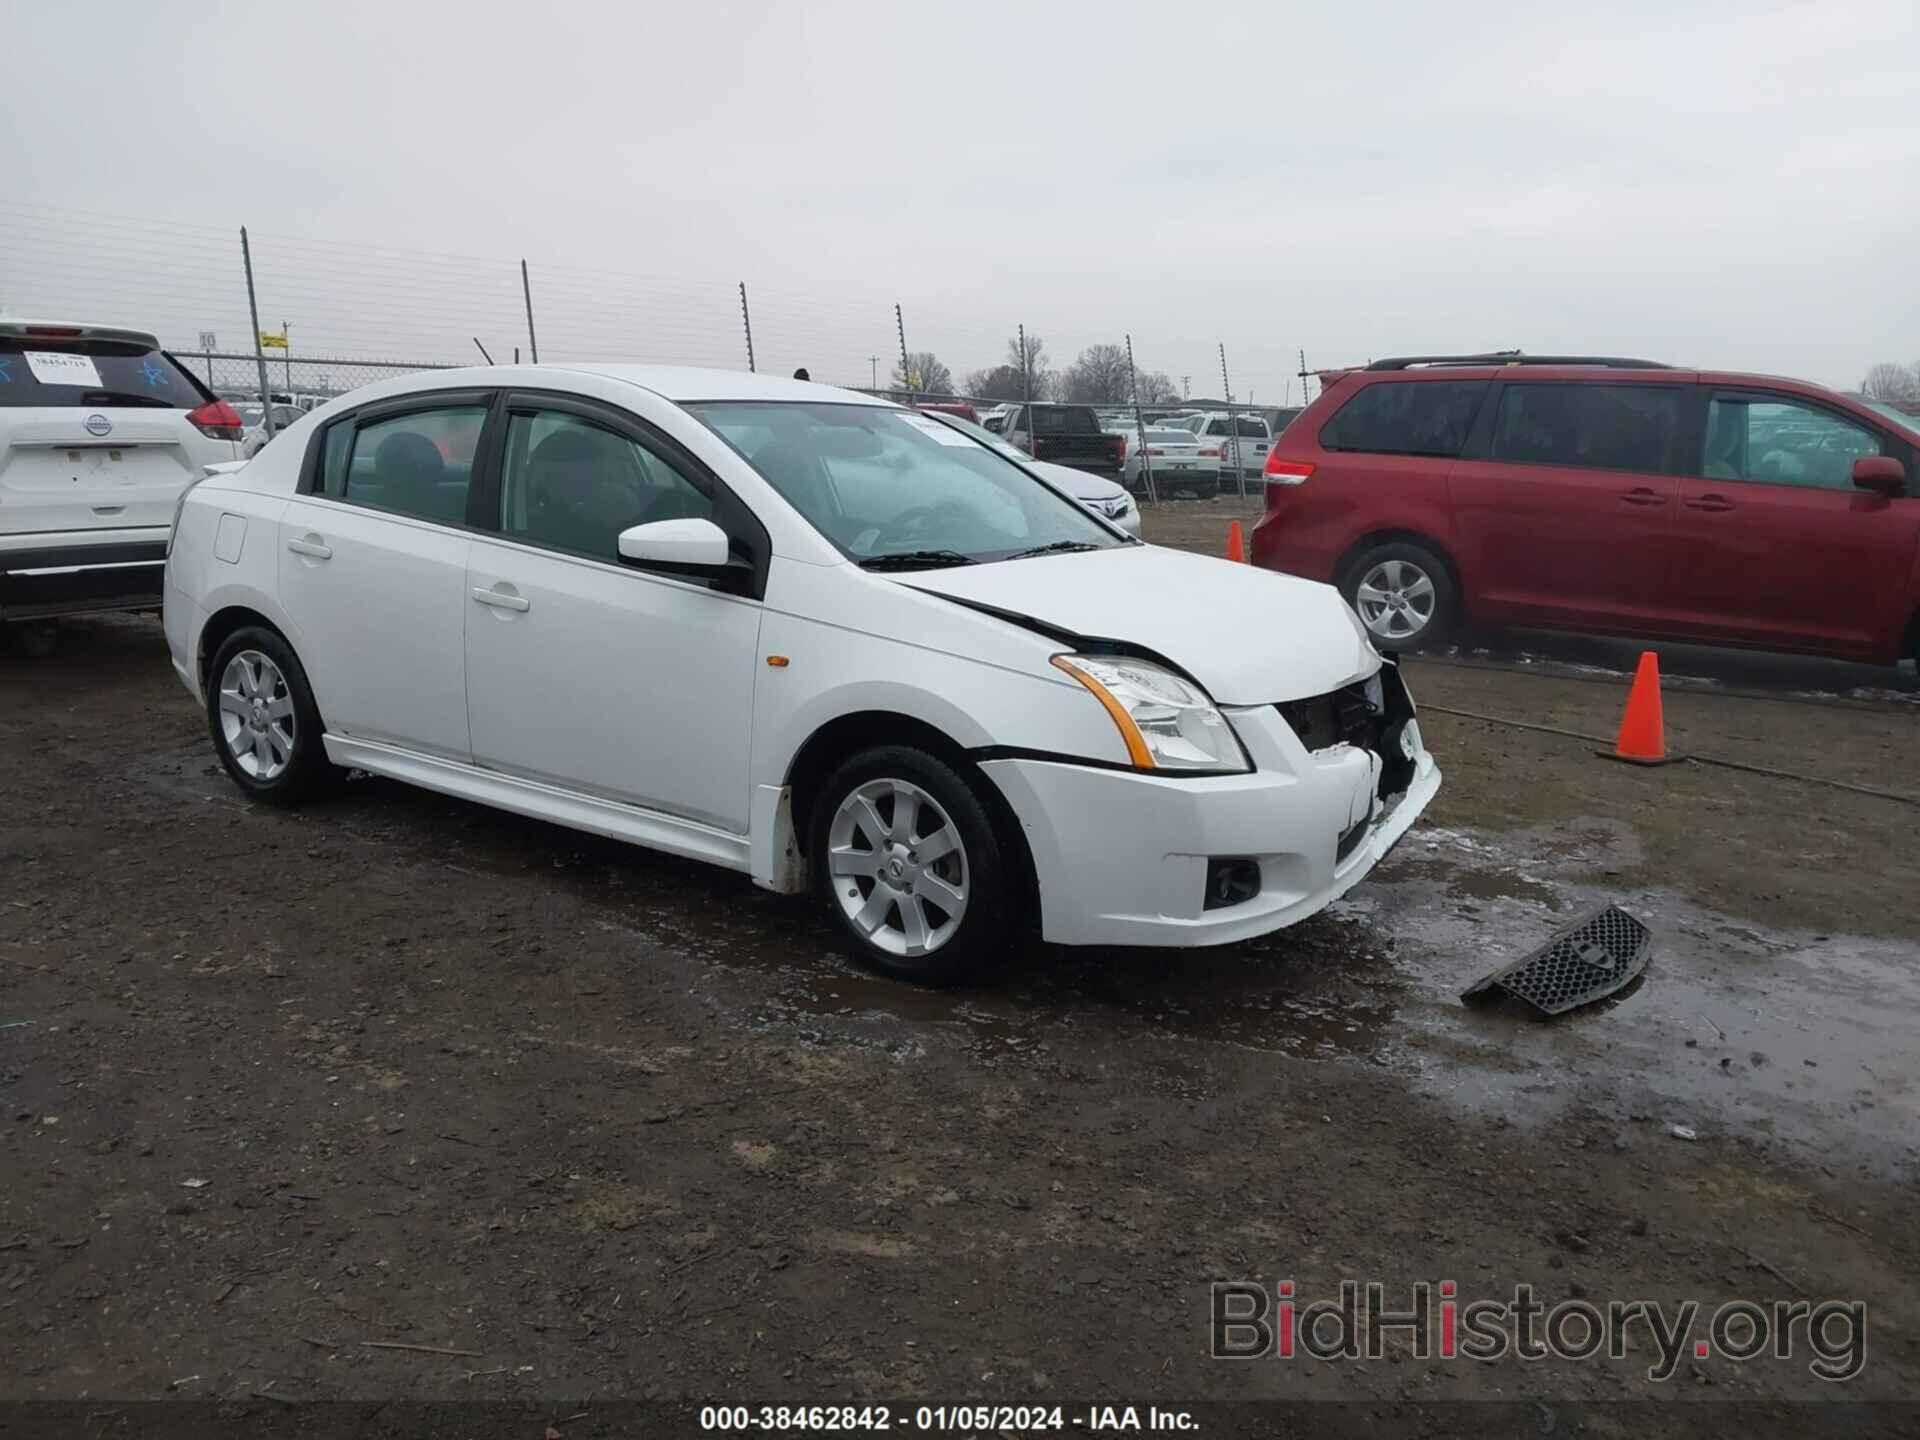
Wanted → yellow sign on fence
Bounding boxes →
[259,331,288,349]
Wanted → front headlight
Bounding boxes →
[1053,654,1249,773]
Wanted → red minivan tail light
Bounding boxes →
[1264,458,1315,485]
[187,399,246,442]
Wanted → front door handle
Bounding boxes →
[1619,487,1666,507]
[1684,494,1735,512]
[471,584,530,612]
[285,534,332,559]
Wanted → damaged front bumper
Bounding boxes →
[980,664,1439,947]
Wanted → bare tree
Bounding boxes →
[964,364,1041,402]
[891,351,954,396]
[1135,370,1181,405]
[1861,362,1920,403]
[1061,343,1134,405]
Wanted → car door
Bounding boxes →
[1447,380,1687,631]
[276,392,491,761]
[1669,391,1920,657]
[463,393,764,832]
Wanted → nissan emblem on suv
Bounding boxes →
[84,414,112,437]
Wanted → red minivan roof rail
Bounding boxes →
[1366,351,1673,371]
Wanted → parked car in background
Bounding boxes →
[1252,352,1920,664]
[239,402,306,458]
[923,409,1140,536]
[979,404,1014,434]
[1263,405,1303,436]
[165,365,1436,982]
[1119,425,1221,498]
[1,319,243,628]
[1177,411,1272,486]
[1000,403,1125,477]
[915,400,979,424]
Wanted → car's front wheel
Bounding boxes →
[206,627,338,805]
[811,746,1015,985]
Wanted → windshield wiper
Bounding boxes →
[857,549,977,571]
[1006,540,1104,561]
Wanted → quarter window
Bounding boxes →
[1489,383,1683,474]
[337,406,486,524]
[501,411,712,561]
[1703,397,1883,491]
[1319,381,1486,458]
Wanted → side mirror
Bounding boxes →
[1853,455,1907,497]
[617,517,732,573]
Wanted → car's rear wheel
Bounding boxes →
[206,626,338,805]
[1341,541,1457,652]
[811,745,1015,985]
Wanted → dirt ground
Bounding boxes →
[3,515,1918,1434]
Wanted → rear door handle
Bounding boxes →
[285,534,332,559]
[471,584,530,612]
[1684,494,1735,512]
[1619,487,1666,507]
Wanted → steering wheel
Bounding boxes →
[877,503,969,546]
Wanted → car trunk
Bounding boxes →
[1,411,215,531]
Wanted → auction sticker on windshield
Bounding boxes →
[23,351,104,388]
[897,412,975,446]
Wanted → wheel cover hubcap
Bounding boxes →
[217,650,295,781]
[826,778,969,958]
[1354,559,1437,640]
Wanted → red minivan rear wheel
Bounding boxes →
[1340,541,1457,652]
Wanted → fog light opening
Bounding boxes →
[1204,857,1261,911]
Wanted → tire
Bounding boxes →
[810,745,1016,985]
[1339,541,1457,653]
[206,626,338,805]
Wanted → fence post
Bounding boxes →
[1019,322,1032,430]
[283,321,293,394]
[1296,349,1311,407]
[1125,333,1156,506]
[521,260,539,364]
[894,303,912,406]
[239,227,276,435]
[739,283,756,372]
[1218,342,1244,499]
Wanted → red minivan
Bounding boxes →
[1251,354,1920,666]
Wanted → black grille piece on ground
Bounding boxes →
[1460,904,1652,1016]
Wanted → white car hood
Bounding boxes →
[903,545,1377,705]
[1031,459,1127,502]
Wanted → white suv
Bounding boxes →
[163,365,1438,984]
[2,321,244,626]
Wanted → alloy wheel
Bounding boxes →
[826,778,969,958]
[217,649,296,781]
[1355,559,1437,642]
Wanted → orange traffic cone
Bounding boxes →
[1602,651,1679,765]
[1226,519,1245,563]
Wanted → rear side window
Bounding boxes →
[335,407,487,525]
[1234,417,1268,438]
[1031,406,1098,433]
[1319,380,1487,458]
[1490,383,1684,474]
[0,337,208,410]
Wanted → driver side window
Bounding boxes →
[500,410,712,561]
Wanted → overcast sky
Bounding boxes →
[4,0,1916,396]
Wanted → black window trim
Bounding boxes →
[1471,378,1693,478]
[297,388,501,529]
[486,388,771,601]
[1694,387,1911,491]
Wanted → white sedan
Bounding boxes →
[163,366,1438,983]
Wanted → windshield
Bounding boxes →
[688,401,1126,565]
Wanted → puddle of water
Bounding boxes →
[1366,825,1920,1177]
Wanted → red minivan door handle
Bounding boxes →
[1684,493,1735,512]
[1619,487,1666,507]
